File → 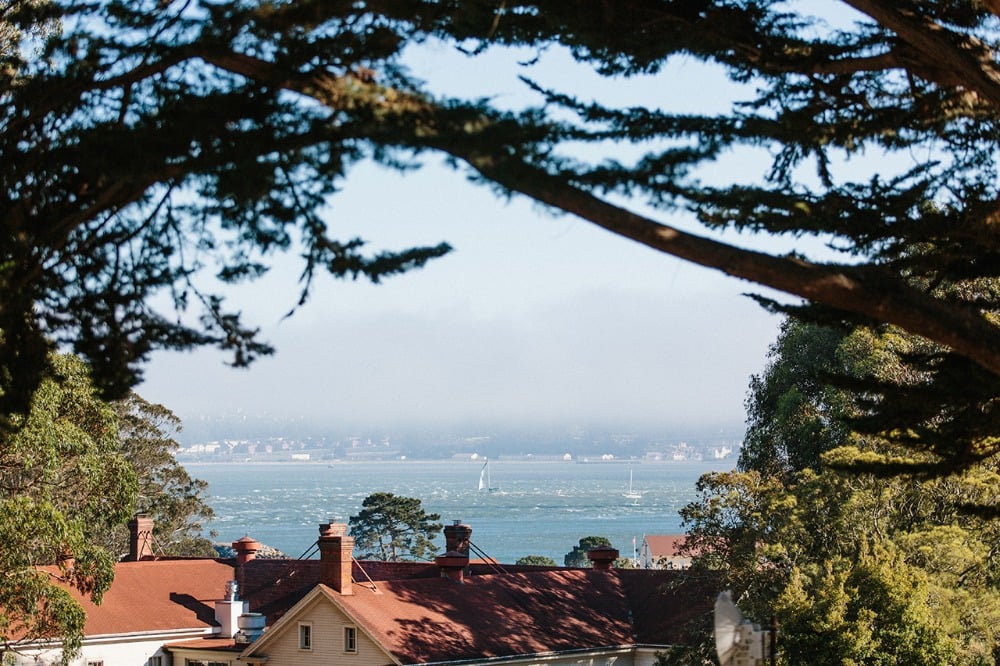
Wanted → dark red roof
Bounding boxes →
[26,547,713,662]
[329,568,712,663]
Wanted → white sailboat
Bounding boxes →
[623,468,642,502]
[478,459,501,493]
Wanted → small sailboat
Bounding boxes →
[478,458,501,493]
[623,468,642,502]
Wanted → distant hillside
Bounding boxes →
[176,422,745,463]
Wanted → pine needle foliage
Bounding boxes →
[4,3,1000,460]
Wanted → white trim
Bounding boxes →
[297,622,313,651]
[239,585,401,665]
[344,625,358,653]
[12,627,217,650]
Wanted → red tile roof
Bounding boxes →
[643,535,689,558]
[26,543,713,662]
[37,559,236,636]
[237,558,549,624]
[328,568,712,663]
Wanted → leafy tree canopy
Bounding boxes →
[0,355,217,656]
[105,392,216,558]
[348,492,442,561]
[679,318,1000,664]
[563,536,612,568]
[4,2,1000,471]
[0,354,137,658]
[515,554,557,567]
[742,314,1000,477]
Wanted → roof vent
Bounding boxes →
[234,613,266,644]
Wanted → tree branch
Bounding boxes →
[843,0,1000,105]
[189,48,1000,378]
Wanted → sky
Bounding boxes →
[137,40,797,437]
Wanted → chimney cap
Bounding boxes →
[232,535,262,553]
[319,522,349,537]
[586,546,619,569]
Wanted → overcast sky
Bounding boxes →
[137,42,796,436]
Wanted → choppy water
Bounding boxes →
[187,459,729,564]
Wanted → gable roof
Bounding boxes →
[237,559,441,625]
[642,535,688,558]
[242,568,714,665]
[237,558,564,626]
[237,584,402,665]
[37,559,236,636]
[22,527,713,663]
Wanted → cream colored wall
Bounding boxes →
[254,596,392,666]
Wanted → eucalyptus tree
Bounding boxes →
[0,354,136,659]
[108,392,216,558]
[0,355,218,655]
[678,317,1000,664]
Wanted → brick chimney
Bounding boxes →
[435,551,470,583]
[444,520,472,557]
[317,522,354,595]
[128,514,155,561]
[587,546,619,570]
[232,536,262,565]
[231,536,261,602]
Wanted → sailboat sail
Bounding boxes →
[478,461,488,491]
[624,468,642,501]
[478,459,503,493]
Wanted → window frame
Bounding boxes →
[344,625,358,653]
[298,622,313,651]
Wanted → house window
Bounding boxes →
[344,626,358,653]
[148,658,163,666]
[299,622,313,650]
[86,662,104,666]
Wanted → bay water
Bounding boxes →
[187,459,730,564]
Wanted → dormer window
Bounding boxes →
[344,626,357,653]
[298,622,312,650]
